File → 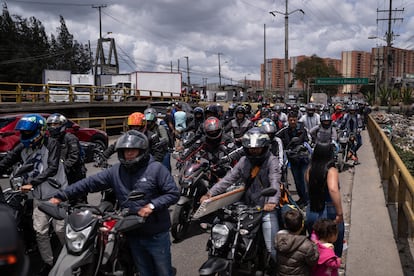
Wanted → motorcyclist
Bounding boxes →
[277,111,311,207]
[0,114,67,275]
[178,116,238,183]
[309,112,338,145]
[46,113,87,203]
[339,104,363,165]
[224,105,253,146]
[256,118,284,167]
[298,103,320,131]
[102,112,165,164]
[331,103,344,124]
[200,127,281,261]
[183,106,204,133]
[144,107,170,171]
[50,130,180,276]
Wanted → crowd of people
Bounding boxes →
[0,99,371,276]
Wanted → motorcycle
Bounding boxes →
[337,129,357,172]
[39,191,146,276]
[171,145,243,241]
[199,187,276,276]
[171,156,211,240]
[2,163,37,253]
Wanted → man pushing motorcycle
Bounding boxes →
[200,127,281,263]
[49,130,179,276]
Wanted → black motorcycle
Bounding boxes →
[199,187,276,276]
[171,156,211,240]
[2,163,37,253]
[39,191,146,276]
[337,129,357,172]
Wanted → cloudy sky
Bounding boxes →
[5,0,414,86]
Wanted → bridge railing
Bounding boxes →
[368,114,414,238]
[70,115,129,133]
[0,82,185,103]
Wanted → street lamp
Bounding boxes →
[270,2,304,103]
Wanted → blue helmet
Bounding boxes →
[15,114,46,148]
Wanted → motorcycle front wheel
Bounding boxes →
[171,202,193,241]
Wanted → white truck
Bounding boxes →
[42,69,71,102]
[71,74,95,102]
[129,71,182,100]
[96,74,132,102]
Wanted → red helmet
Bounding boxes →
[204,116,222,140]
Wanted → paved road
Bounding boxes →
[0,140,355,275]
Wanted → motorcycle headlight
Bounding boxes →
[180,179,192,188]
[66,224,92,253]
[211,224,229,249]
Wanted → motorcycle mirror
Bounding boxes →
[127,191,145,201]
[38,202,66,220]
[261,187,277,197]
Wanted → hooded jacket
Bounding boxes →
[275,230,319,276]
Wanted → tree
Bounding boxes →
[293,55,341,98]
[0,8,91,84]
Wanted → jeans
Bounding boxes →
[305,203,345,257]
[162,152,171,172]
[290,160,309,203]
[262,210,279,260]
[128,231,173,276]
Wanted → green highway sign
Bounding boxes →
[315,77,369,85]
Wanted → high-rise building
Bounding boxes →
[341,51,372,93]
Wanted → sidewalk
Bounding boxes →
[346,130,404,275]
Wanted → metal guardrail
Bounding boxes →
[69,115,129,133]
[0,82,185,103]
[368,114,414,238]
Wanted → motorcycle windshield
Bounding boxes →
[68,209,97,231]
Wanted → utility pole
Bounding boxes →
[184,56,190,86]
[92,5,107,40]
[377,0,404,90]
[218,53,223,90]
[270,2,304,102]
[263,24,266,98]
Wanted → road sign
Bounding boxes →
[315,77,369,85]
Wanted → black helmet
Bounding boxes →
[194,106,204,115]
[204,104,219,118]
[203,116,222,140]
[348,104,358,112]
[46,113,67,138]
[320,112,332,129]
[115,130,150,170]
[235,105,246,114]
[242,127,270,165]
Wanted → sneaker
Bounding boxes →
[353,160,360,165]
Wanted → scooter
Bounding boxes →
[39,191,146,276]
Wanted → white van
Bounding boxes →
[73,84,93,103]
[47,81,70,102]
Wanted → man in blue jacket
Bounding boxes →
[50,130,180,276]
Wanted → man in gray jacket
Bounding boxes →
[201,127,281,261]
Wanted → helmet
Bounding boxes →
[334,103,343,111]
[144,108,157,122]
[194,106,204,115]
[306,103,316,116]
[115,130,150,170]
[261,108,272,119]
[242,127,270,164]
[257,118,277,135]
[46,113,67,138]
[15,114,46,148]
[204,104,219,118]
[228,103,237,111]
[203,116,222,140]
[127,112,146,130]
[235,105,246,115]
[320,112,332,129]
[348,104,357,112]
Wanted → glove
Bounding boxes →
[217,156,229,166]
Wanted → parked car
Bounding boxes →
[0,113,109,165]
